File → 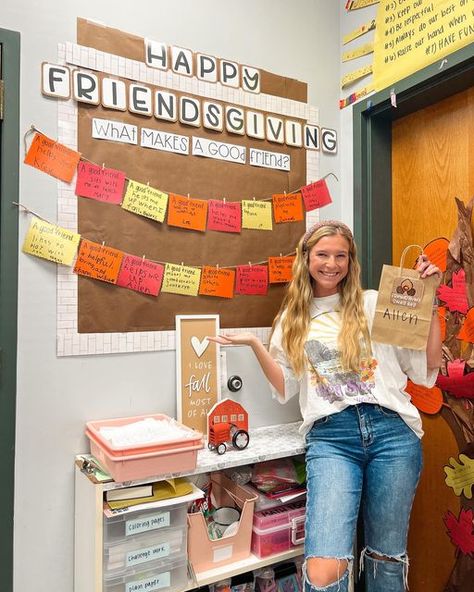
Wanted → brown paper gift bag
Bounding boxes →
[371,245,439,350]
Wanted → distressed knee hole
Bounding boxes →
[305,556,350,588]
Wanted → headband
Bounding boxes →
[302,220,353,250]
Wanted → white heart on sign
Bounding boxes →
[191,336,210,358]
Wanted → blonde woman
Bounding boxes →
[210,220,442,592]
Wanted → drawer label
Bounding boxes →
[125,511,170,536]
[126,542,171,567]
[126,571,171,592]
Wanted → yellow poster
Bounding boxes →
[374,0,474,91]
[22,217,81,265]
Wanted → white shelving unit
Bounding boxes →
[74,422,306,592]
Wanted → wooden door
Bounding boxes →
[392,87,474,591]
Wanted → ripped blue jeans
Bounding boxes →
[304,404,422,592]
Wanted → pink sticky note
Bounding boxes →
[438,269,468,314]
[75,161,126,204]
[301,179,332,212]
[447,359,466,378]
[235,265,268,295]
[116,255,164,296]
[207,200,242,233]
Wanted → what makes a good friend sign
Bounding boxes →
[176,315,221,435]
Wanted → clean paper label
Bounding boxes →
[249,148,290,171]
[141,128,189,155]
[92,118,138,145]
[125,571,171,592]
[126,542,170,567]
[125,511,170,536]
[192,137,246,164]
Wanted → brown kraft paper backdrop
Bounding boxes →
[76,20,308,332]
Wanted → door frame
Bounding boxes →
[353,44,474,287]
[0,27,20,592]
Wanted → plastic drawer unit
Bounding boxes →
[103,555,187,592]
[251,499,306,558]
[104,502,188,545]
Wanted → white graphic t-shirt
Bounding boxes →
[269,290,438,438]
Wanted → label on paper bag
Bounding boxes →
[125,511,170,536]
[390,277,424,308]
[126,571,170,592]
[126,542,170,567]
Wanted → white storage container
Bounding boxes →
[104,502,187,544]
[103,525,187,575]
[103,556,187,592]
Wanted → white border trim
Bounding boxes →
[56,42,320,356]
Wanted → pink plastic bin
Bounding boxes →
[85,414,203,482]
[251,499,306,558]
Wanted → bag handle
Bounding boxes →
[399,244,424,276]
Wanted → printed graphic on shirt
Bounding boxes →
[305,311,377,405]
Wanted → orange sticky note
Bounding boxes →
[405,380,443,415]
[456,308,474,343]
[73,239,123,283]
[423,237,449,273]
[268,256,295,283]
[24,133,81,183]
[199,266,235,299]
[167,193,208,232]
[272,193,304,223]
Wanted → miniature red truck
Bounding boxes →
[207,398,250,455]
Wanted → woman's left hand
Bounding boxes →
[416,254,442,283]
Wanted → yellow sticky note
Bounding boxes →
[121,180,169,223]
[341,65,373,89]
[22,217,81,265]
[444,454,474,499]
[242,200,273,231]
[162,263,201,296]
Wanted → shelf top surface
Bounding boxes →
[77,421,305,490]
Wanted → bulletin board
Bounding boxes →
[51,18,322,355]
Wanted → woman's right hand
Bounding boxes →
[206,332,259,347]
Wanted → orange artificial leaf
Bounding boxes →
[457,308,474,343]
[405,380,443,414]
[438,306,446,341]
[423,237,449,272]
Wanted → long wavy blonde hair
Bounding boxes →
[272,222,372,377]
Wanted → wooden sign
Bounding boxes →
[176,315,221,436]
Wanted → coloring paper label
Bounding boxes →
[125,511,170,536]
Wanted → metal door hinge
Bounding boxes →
[0,79,4,120]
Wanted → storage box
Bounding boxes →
[104,500,188,545]
[103,555,187,592]
[251,499,305,558]
[187,472,258,573]
[85,414,203,482]
[103,525,187,575]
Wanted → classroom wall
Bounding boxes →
[1,1,342,590]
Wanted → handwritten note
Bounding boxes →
[75,162,126,204]
[301,179,332,211]
[24,133,81,183]
[268,256,295,284]
[207,200,242,233]
[438,269,468,314]
[22,217,81,265]
[199,266,235,299]
[456,308,474,343]
[444,454,474,499]
[73,239,124,283]
[116,255,164,296]
[235,265,268,295]
[242,200,272,230]
[167,194,208,232]
[162,263,201,296]
[405,380,443,415]
[423,237,449,272]
[122,180,169,223]
[272,194,304,224]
